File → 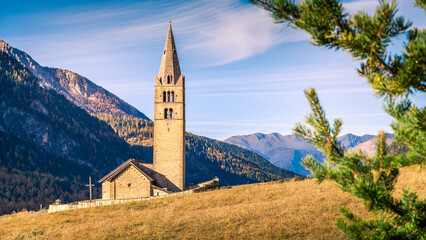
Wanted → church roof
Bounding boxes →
[98,159,154,183]
[156,22,181,85]
[98,160,180,192]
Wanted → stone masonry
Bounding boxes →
[153,22,186,192]
[102,165,152,199]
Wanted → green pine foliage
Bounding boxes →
[250,0,425,238]
[295,89,424,239]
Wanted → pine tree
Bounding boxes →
[250,0,425,238]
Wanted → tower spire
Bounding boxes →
[153,23,186,191]
[157,21,181,85]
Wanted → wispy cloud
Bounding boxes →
[182,6,308,65]
[8,0,307,68]
[3,0,406,141]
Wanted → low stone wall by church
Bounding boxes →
[48,177,220,213]
[184,177,219,193]
[48,197,151,213]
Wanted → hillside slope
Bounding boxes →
[0,51,150,215]
[0,39,149,120]
[1,166,423,239]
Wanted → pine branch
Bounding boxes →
[252,0,426,238]
[250,0,299,21]
[415,0,426,10]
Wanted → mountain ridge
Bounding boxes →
[0,39,150,120]
[225,132,394,176]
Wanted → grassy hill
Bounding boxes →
[1,166,424,240]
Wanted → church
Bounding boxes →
[98,22,186,199]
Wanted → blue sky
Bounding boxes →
[1,0,425,140]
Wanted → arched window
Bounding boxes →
[164,108,168,119]
[171,91,175,102]
[167,91,170,102]
[163,91,166,102]
[167,75,171,84]
[169,108,173,119]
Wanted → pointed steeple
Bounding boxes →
[157,21,181,85]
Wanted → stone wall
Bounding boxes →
[153,83,185,192]
[102,181,111,199]
[113,165,152,199]
[152,187,169,197]
[153,118,185,192]
[48,198,150,213]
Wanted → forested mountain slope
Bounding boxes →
[97,116,299,185]
[0,51,152,215]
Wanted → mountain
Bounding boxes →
[185,134,298,185]
[0,39,149,120]
[0,41,299,214]
[225,133,324,176]
[0,50,154,215]
[349,134,394,157]
[337,133,375,149]
[224,132,389,176]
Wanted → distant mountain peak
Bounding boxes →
[225,132,394,176]
[348,134,394,157]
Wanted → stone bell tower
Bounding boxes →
[153,22,185,192]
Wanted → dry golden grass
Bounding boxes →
[0,166,424,240]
